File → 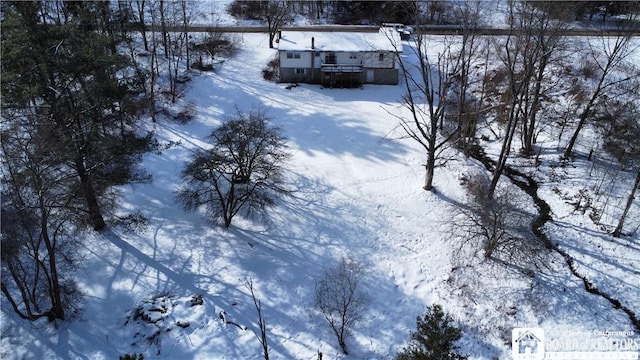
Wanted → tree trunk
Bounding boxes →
[100,2,118,55]
[613,169,640,237]
[149,21,158,122]
[159,0,169,58]
[562,107,590,160]
[456,33,474,154]
[423,164,435,191]
[75,156,106,231]
[136,0,148,51]
[424,139,436,191]
[563,33,628,159]
[35,183,66,320]
[563,67,606,159]
[1,281,34,320]
[488,100,520,199]
[523,54,548,155]
[339,340,349,355]
[268,16,275,49]
[40,227,65,320]
[182,0,190,70]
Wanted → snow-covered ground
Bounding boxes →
[2,8,639,360]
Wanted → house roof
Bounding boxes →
[277,28,402,53]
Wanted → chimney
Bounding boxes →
[311,37,315,49]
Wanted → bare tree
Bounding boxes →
[314,257,369,355]
[264,0,293,49]
[614,170,640,237]
[455,175,548,271]
[166,20,187,102]
[597,97,640,237]
[518,3,566,155]
[563,14,639,159]
[180,0,192,70]
[146,0,163,121]
[158,0,169,58]
[447,1,485,156]
[176,108,290,227]
[146,0,198,103]
[245,278,269,360]
[228,1,291,48]
[1,114,81,322]
[392,27,459,191]
[134,0,149,51]
[485,1,552,199]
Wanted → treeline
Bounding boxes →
[0,0,243,325]
[228,0,640,26]
[1,1,157,321]
[228,0,416,25]
[0,0,194,322]
[394,0,639,275]
[527,1,640,22]
[227,0,465,25]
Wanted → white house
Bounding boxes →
[276,28,402,87]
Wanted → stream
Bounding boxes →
[467,144,640,333]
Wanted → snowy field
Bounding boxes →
[2,17,639,360]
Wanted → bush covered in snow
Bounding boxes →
[123,294,208,355]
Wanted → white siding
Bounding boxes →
[334,53,361,65]
[361,52,396,69]
[279,51,313,68]
[281,50,396,70]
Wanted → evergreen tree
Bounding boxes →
[1,0,156,322]
[1,1,155,230]
[397,304,468,360]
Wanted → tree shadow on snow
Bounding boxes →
[531,267,635,331]
[219,172,432,358]
[63,223,257,359]
[186,68,411,164]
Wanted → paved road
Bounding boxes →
[168,24,640,36]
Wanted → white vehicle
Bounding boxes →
[382,23,412,39]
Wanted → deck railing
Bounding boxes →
[320,64,363,73]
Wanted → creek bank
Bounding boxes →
[467,144,639,332]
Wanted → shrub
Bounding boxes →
[263,55,280,82]
[314,257,369,355]
[119,354,144,360]
[454,176,548,271]
[191,33,239,59]
[579,59,598,79]
[227,1,263,20]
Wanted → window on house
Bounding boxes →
[379,53,384,61]
[295,68,306,74]
[349,53,357,59]
[287,52,301,59]
[325,53,336,64]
